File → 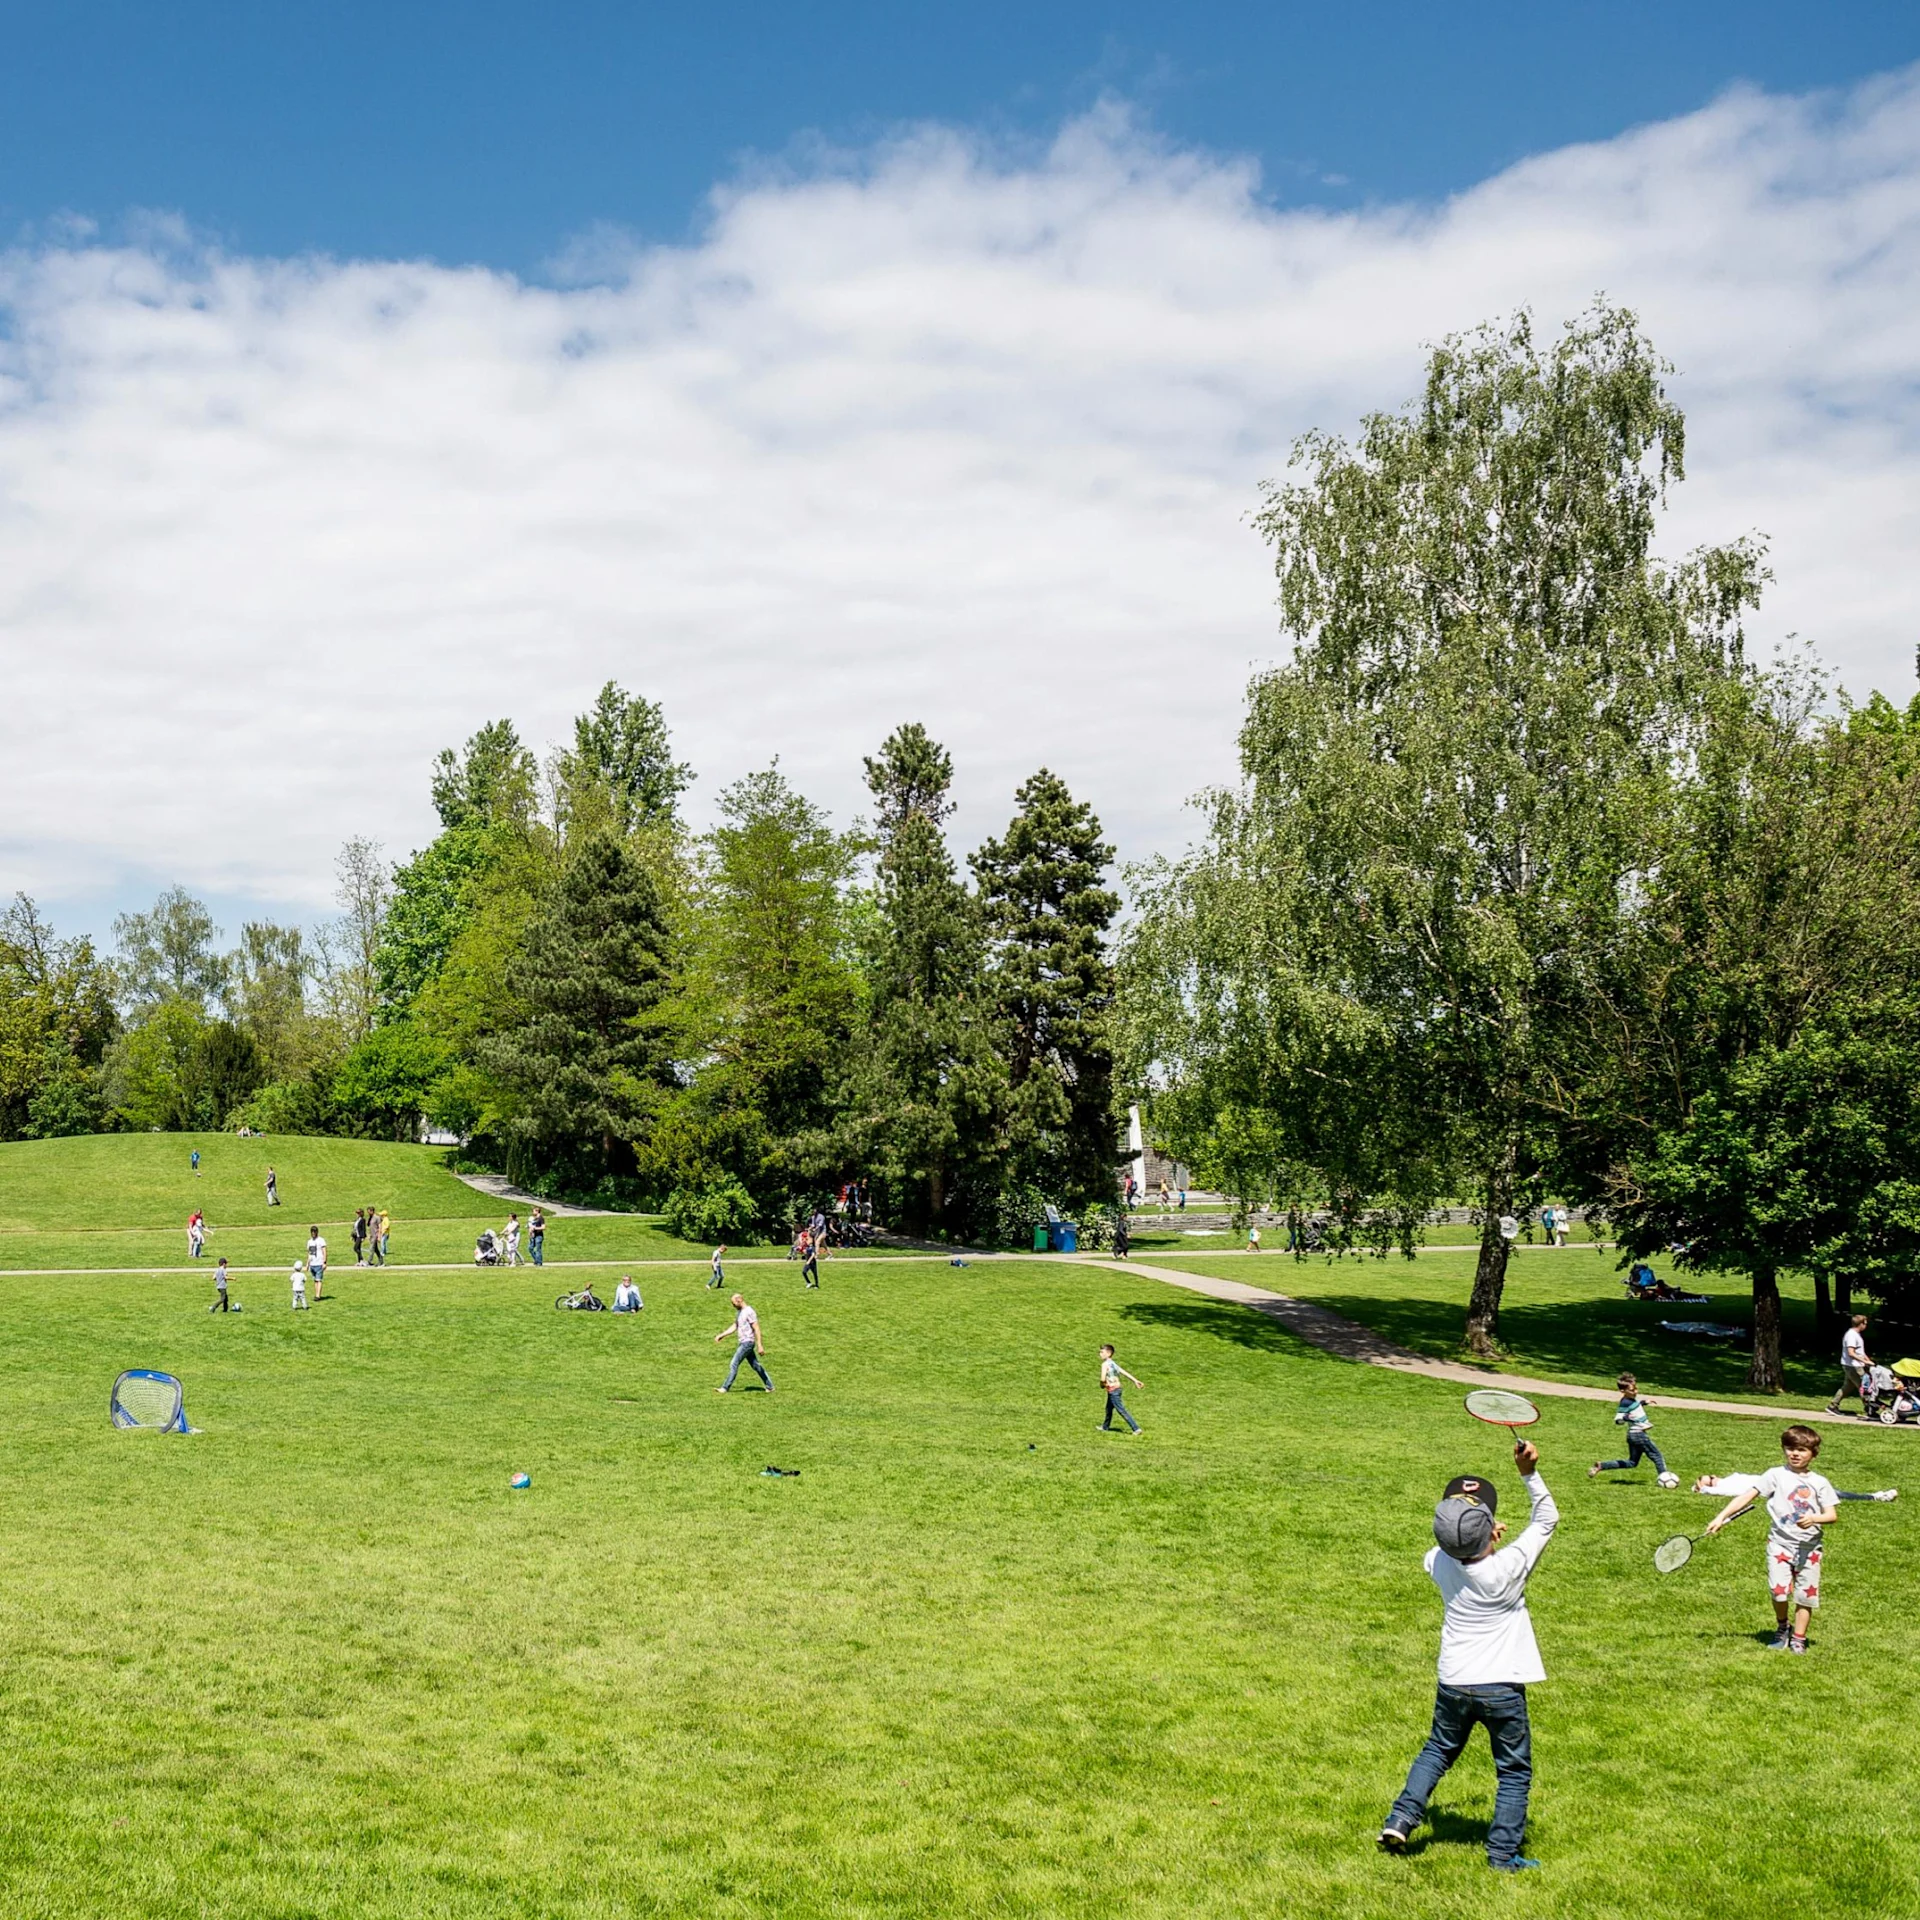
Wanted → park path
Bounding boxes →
[448,1171,612,1216]
[1085,1256,1881,1428]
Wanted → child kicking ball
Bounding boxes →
[1706,1425,1839,1653]
[1589,1373,1678,1486]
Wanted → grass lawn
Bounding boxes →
[1145,1247,1860,1407]
[0,1236,1913,1916]
[0,1136,926,1272]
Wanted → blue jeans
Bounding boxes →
[1387,1683,1532,1864]
[1598,1431,1667,1476]
[1103,1388,1139,1432]
[723,1342,772,1390]
[530,1234,544,1267]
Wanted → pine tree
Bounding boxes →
[847,726,1004,1237]
[971,769,1119,1210]
[485,831,674,1180]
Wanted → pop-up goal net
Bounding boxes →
[110,1369,194,1433]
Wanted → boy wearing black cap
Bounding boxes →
[1378,1439,1558,1873]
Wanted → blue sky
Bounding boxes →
[3,2,1916,269]
[3,9,1920,946]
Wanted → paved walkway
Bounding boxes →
[1088,1257,1885,1428]
[449,1171,612,1216]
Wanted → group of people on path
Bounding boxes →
[350,1208,393,1266]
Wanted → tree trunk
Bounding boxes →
[1835,1272,1853,1319]
[1748,1265,1785,1393]
[1464,1170,1513,1358]
[1812,1269,1832,1335]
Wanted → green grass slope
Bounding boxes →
[0,1133,503,1233]
[0,1255,1910,1917]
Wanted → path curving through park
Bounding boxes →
[1086,1256,1892,1429]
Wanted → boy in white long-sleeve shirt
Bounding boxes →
[1379,1440,1558,1873]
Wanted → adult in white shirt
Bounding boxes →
[1380,1441,1557,1873]
[306,1228,328,1300]
[714,1294,773,1393]
[1828,1314,1871,1414]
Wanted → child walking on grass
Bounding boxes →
[1706,1425,1838,1654]
[1098,1344,1142,1433]
[1589,1374,1672,1484]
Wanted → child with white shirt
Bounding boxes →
[290,1259,309,1310]
[1379,1440,1558,1873]
[1705,1425,1839,1653]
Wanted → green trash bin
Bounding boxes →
[1033,1223,1050,1252]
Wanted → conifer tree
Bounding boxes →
[848,725,1004,1236]
[972,770,1119,1210]
[485,830,674,1180]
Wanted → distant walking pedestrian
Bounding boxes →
[377,1208,391,1262]
[210,1256,232,1312]
[800,1230,820,1290]
[1829,1315,1872,1414]
[709,1244,726,1290]
[529,1207,546,1267]
[1099,1344,1143,1433]
[715,1294,773,1392]
[351,1208,368,1267]
[265,1166,280,1207]
[191,1148,201,1177]
[504,1213,521,1267]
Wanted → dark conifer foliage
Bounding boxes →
[972,769,1120,1212]
[485,831,675,1180]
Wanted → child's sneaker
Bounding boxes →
[1587,1463,1602,1478]
[1788,1636,1809,1654]
[1490,1857,1541,1873]
[1765,1628,1792,1651]
[1376,1827,1410,1854]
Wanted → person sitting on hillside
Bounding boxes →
[612,1276,642,1312]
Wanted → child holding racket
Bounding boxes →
[1379,1437,1558,1872]
[1705,1425,1838,1653]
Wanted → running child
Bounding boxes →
[1588,1374,1673,1484]
[800,1230,820,1290]
[1098,1345,1142,1433]
[1705,1425,1839,1653]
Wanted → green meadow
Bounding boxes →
[0,1138,1912,1918]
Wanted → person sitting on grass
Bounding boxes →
[611,1276,642,1312]
[1589,1373,1671,1484]
[1705,1425,1839,1654]
[1379,1440,1558,1873]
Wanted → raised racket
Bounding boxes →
[1464,1388,1541,1429]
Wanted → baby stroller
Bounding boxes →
[1862,1362,1920,1426]
[474,1229,503,1267]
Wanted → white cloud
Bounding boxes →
[3,73,1919,925]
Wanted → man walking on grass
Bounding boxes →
[714,1294,773,1393]
[1829,1315,1871,1415]
[1379,1440,1558,1873]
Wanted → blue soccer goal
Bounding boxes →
[110,1369,193,1433]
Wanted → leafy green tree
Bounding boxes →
[1571,677,1920,1387]
[108,1000,263,1131]
[484,830,676,1181]
[223,922,315,1080]
[643,765,861,1223]
[429,719,537,832]
[112,887,228,1012]
[557,682,692,839]
[0,896,118,1140]
[334,1023,450,1143]
[971,769,1119,1213]
[1122,305,1761,1352]
[844,725,1005,1238]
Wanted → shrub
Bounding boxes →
[663,1177,759,1244]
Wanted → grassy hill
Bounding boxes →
[0,1132,501,1232]
[0,1253,1908,1918]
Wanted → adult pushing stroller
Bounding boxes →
[1861,1362,1920,1426]
[474,1228,503,1267]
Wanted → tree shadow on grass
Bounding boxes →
[1306,1291,1831,1400]
[1116,1296,1315,1357]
